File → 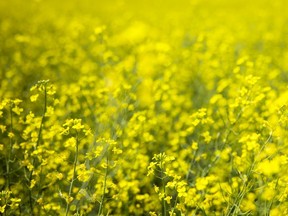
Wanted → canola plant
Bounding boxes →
[1,0,288,215]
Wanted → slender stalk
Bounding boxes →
[38,85,47,193]
[160,160,167,216]
[6,103,13,190]
[3,192,8,216]
[170,195,178,216]
[29,190,34,216]
[65,132,79,216]
[186,149,197,181]
[36,84,47,149]
[98,153,109,216]
[28,84,48,215]
[225,182,248,216]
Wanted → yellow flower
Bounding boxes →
[257,157,281,176]
[12,106,23,115]
[202,131,212,143]
[45,106,54,117]
[30,94,39,102]
[64,137,76,148]
[0,205,6,213]
[191,141,198,150]
[195,177,209,191]
[154,185,159,193]
[112,147,123,155]
[164,196,172,204]
[8,132,14,138]
[30,179,36,189]
[72,122,84,131]
[0,125,6,133]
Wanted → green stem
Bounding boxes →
[29,84,48,215]
[38,85,47,192]
[170,195,178,216]
[29,190,34,216]
[160,161,167,216]
[98,153,108,216]
[6,104,13,190]
[65,132,79,216]
[36,84,47,149]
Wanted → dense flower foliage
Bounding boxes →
[1,0,288,215]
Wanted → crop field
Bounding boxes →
[1,0,288,215]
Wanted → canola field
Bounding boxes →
[1,0,288,215]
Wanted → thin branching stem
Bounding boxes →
[98,152,109,216]
[6,103,13,190]
[160,160,167,216]
[66,131,79,216]
[28,84,48,215]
